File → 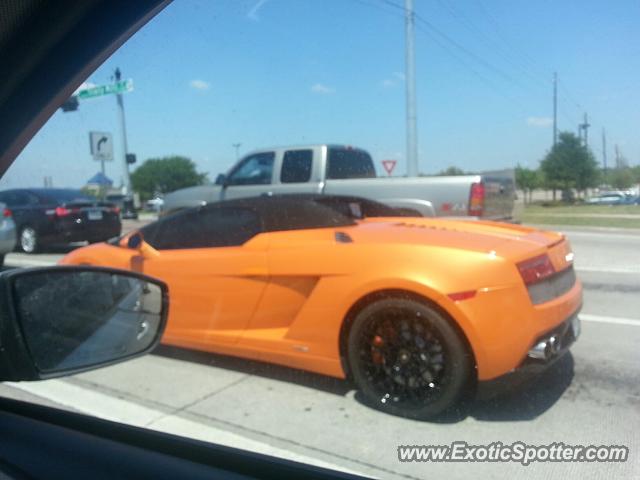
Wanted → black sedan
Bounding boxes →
[0,188,122,253]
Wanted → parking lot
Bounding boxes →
[1,224,638,479]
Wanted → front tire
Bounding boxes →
[19,226,39,254]
[347,297,473,420]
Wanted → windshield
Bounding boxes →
[1,1,638,479]
[36,189,94,204]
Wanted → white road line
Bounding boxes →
[5,258,59,267]
[5,380,366,477]
[576,266,640,274]
[581,314,640,327]
[561,230,640,239]
[8,259,639,276]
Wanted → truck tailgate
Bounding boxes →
[479,169,516,220]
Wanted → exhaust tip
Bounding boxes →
[528,335,560,361]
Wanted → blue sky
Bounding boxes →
[3,0,639,189]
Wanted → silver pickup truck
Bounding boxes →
[162,145,515,219]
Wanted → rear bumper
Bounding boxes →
[0,218,17,253]
[43,218,121,244]
[476,310,580,400]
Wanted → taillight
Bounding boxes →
[468,182,484,217]
[55,206,72,217]
[2,208,11,217]
[53,206,80,217]
[517,254,556,285]
[111,206,121,215]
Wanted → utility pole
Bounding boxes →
[232,143,242,161]
[579,113,590,147]
[615,144,620,169]
[601,128,607,178]
[405,0,418,177]
[114,68,132,196]
[552,71,557,147]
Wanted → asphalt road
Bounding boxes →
[1,226,638,479]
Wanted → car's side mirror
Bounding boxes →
[0,266,168,381]
[127,232,159,259]
[214,173,227,186]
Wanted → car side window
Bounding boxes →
[150,207,262,250]
[226,152,275,186]
[281,150,313,183]
[7,191,27,206]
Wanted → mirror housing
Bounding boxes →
[0,266,168,381]
[214,173,227,186]
[127,232,159,259]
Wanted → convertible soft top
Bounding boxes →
[155,194,408,234]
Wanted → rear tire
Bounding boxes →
[19,226,39,254]
[347,297,473,420]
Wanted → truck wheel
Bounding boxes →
[347,297,472,419]
[19,226,39,254]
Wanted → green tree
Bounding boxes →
[436,166,467,176]
[131,156,207,201]
[540,132,598,201]
[605,167,634,190]
[515,164,540,204]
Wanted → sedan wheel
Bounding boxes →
[19,227,39,253]
[348,297,473,419]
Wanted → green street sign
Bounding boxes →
[77,79,134,100]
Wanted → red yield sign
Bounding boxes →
[381,159,397,176]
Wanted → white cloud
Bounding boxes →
[380,71,405,88]
[526,116,553,127]
[189,79,210,91]
[248,0,269,21]
[310,83,335,94]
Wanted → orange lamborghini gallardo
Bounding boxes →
[61,195,582,419]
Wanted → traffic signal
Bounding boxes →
[126,153,136,164]
[60,96,79,112]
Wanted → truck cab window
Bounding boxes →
[227,152,275,186]
[281,150,313,183]
[326,148,376,179]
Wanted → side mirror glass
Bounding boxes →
[127,231,143,249]
[126,232,159,259]
[0,266,168,380]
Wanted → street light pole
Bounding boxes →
[114,68,132,195]
[405,0,419,177]
[232,143,242,161]
[552,72,557,147]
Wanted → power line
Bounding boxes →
[371,0,539,114]
[436,0,552,96]
[355,0,586,125]
[382,0,530,90]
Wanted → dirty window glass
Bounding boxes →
[2,1,638,479]
[281,150,313,183]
